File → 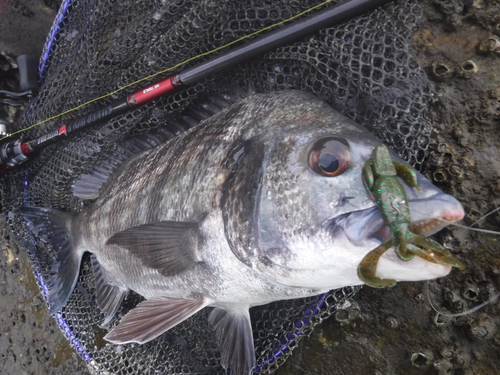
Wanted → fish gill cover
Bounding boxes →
[0,0,433,373]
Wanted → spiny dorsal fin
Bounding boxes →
[105,221,200,276]
[91,254,128,326]
[209,307,256,375]
[72,92,242,200]
[104,296,208,344]
[72,128,175,199]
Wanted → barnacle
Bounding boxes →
[478,35,500,54]
[410,352,430,367]
[469,314,497,340]
[433,170,447,182]
[432,62,453,81]
[457,60,478,79]
[433,312,450,327]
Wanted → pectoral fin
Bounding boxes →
[209,307,256,375]
[106,221,200,276]
[104,296,208,344]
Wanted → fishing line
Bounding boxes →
[0,0,336,143]
[409,205,500,236]
[434,220,500,236]
[460,205,500,232]
[426,282,500,318]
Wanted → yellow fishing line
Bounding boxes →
[1,0,334,143]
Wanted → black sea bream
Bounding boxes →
[23,91,465,375]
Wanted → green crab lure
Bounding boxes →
[358,145,466,288]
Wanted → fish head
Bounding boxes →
[223,91,464,290]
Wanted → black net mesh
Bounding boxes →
[0,0,434,373]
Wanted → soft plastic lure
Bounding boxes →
[357,145,466,288]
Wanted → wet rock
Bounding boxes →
[0,0,58,57]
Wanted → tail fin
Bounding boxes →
[22,207,81,314]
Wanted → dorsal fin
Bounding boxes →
[72,128,174,199]
[73,92,244,200]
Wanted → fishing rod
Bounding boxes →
[0,0,392,170]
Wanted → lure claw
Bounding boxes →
[358,145,465,288]
[357,239,397,288]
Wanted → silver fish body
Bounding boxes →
[23,90,464,375]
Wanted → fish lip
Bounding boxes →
[407,195,464,235]
[327,193,465,245]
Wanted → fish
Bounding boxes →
[22,90,465,375]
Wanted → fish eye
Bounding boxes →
[308,137,350,177]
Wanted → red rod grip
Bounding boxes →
[127,76,177,106]
[21,142,32,155]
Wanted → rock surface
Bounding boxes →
[0,0,58,58]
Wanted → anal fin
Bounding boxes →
[91,254,128,325]
[209,307,256,375]
[104,296,208,344]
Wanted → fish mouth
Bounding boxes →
[330,193,465,245]
[373,212,464,241]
